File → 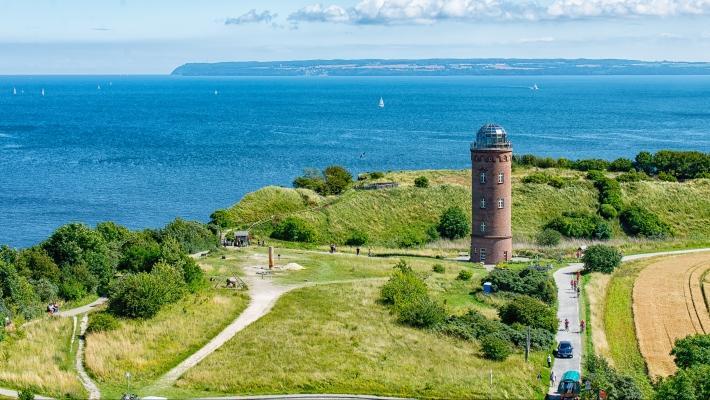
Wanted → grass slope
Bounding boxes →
[85,289,248,398]
[174,281,548,400]
[0,317,85,398]
[603,259,656,397]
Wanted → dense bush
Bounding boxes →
[108,262,186,319]
[573,159,610,171]
[599,203,618,219]
[380,260,445,328]
[658,171,678,182]
[536,228,561,247]
[587,172,624,212]
[432,264,445,273]
[545,212,611,240]
[480,334,511,361]
[608,157,635,172]
[0,262,42,321]
[119,235,161,273]
[369,171,385,179]
[457,269,473,281]
[345,230,368,247]
[414,176,429,188]
[619,206,672,238]
[397,230,428,248]
[437,206,470,240]
[18,389,35,400]
[294,165,353,195]
[616,170,648,182]
[582,245,622,274]
[585,355,643,400]
[270,217,316,242]
[498,295,557,333]
[670,334,710,369]
[484,267,556,305]
[160,218,217,254]
[86,312,120,333]
[652,150,710,180]
[521,172,550,184]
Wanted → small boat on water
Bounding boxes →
[41,88,45,96]
[531,84,539,91]
[378,97,385,108]
[12,87,17,95]
[97,85,101,90]
[214,90,219,95]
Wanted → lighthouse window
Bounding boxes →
[498,198,504,209]
[480,172,486,184]
[480,221,486,233]
[498,172,504,184]
[480,198,486,209]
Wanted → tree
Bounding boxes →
[118,235,161,273]
[634,151,655,175]
[270,217,316,243]
[582,245,622,274]
[536,228,561,247]
[160,218,217,254]
[437,206,470,240]
[608,157,635,172]
[619,206,671,238]
[323,165,353,195]
[414,176,429,188]
[671,334,710,369]
[345,230,368,246]
[480,334,511,361]
[16,247,60,284]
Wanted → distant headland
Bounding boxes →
[171,58,710,77]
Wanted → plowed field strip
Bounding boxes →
[688,263,710,333]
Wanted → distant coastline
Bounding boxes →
[172,58,710,77]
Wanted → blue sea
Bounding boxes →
[1,75,709,248]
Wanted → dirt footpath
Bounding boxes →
[632,252,710,377]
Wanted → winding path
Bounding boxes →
[76,313,101,400]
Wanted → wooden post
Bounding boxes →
[268,246,274,269]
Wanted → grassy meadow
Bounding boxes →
[85,289,248,398]
[601,258,657,397]
[221,168,710,252]
[172,281,549,400]
[0,317,85,398]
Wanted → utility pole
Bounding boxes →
[525,325,531,362]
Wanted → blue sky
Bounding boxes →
[1,0,709,74]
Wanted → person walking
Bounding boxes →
[580,320,586,333]
[356,247,360,256]
[564,318,569,331]
[577,286,581,298]
[550,371,556,388]
[547,354,552,367]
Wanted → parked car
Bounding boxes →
[555,341,574,358]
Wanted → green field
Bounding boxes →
[218,168,710,251]
[172,281,549,400]
[602,258,657,397]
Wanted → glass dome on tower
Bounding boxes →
[472,123,512,150]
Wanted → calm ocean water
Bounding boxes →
[1,75,709,248]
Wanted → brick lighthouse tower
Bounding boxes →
[470,123,512,264]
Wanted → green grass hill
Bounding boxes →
[217,168,710,249]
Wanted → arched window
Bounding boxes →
[480,198,486,209]
[498,198,504,209]
[498,172,504,184]
[480,221,486,233]
[480,172,486,184]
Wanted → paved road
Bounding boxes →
[56,297,108,318]
[550,263,584,392]
[197,395,413,400]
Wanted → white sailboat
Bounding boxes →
[12,87,17,95]
[378,97,385,108]
[97,84,101,90]
[41,88,45,96]
[530,84,539,91]
[214,90,219,95]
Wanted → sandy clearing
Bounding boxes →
[632,252,710,377]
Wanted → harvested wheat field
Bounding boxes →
[633,252,710,377]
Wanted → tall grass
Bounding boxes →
[0,317,85,398]
[175,281,548,399]
[84,289,248,398]
[603,259,656,397]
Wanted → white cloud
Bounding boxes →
[288,0,710,24]
[225,9,278,25]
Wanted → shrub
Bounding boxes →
[432,264,445,273]
[380,260,427,306]
[414,176,429,188]
[616,170,648,182]
[119,236,161,272]
[608,157,635,172]
[545,212,611,240]
[591,175,623,212]
[270,217,316,242]
[573,159,610,171]
[655,364,710,400]
[457,269,473,281]
[521,172,550,184]
[480,334,511,361]
[582,245,622,274]
[658,171,678,182]
[160,218,217,254]
[437,206,470,240]
[634,151,655,174]
[585,355,643,400]
[18,389,35,400]
[594,222,613,240]
[586,170,606,182]
[619,206,672,238]
[671,334,710,369]
[345,231,368,247]
[499,295,557,333]
[485,268,556,305]
[108,263,186,319]
[396,296,446,328]
[369,171,384,179]
[397,230,428,248]
[536,228,561,247]
[323,165,353,195]
[293,176,325,193]
[547,176,566,188]
[599,203,618,219]
[58,279,87,301]
[86,312,119,333]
